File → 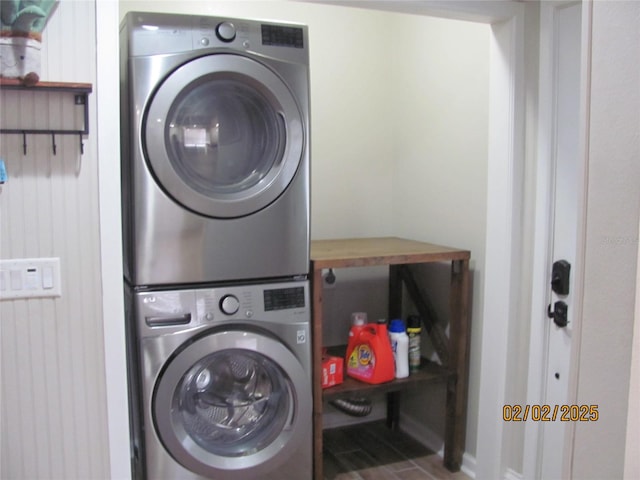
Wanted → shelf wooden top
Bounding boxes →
[310,237,469,269]
[0,78,92,92]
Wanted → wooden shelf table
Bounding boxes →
[310,237,471,479]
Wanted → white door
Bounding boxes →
[525,2,585,478]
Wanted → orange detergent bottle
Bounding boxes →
[345,318,395,384]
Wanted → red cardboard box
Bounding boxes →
[321,352,344,389]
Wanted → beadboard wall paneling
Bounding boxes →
[0,1,110,479]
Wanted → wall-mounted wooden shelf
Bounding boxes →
[0,79,92,154]
[0,78,92,92]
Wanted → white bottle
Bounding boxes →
[388,319,409,379]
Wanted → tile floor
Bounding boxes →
[322,421,471,480]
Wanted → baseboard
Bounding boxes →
[460,453,477,479]
[397,411,444,454]
[399,412,477,478]
[503,468,523,480]
[396,412,525,480]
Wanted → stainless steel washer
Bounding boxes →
[131,280,312,479]
[120,12,310,286]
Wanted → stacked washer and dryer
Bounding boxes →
[120,12,312,480]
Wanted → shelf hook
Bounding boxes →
[22,131,27,155]
[79,134,84,155]
[51,132,57,155]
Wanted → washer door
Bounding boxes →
[144,54,304,218]
[153,330,311,478]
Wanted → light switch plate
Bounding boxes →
[0,258,61,300]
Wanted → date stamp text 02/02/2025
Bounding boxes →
[503,405,599,422]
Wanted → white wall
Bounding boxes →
[391,15,489,252]
[626,218,640,478]
[0,2,110,479]
[389,14,489,461]
[572,1,640,478]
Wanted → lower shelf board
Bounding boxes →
[322,347,454,400]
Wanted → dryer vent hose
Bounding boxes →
[329,397,373,417]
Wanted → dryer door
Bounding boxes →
[144,54,304,218]
[153,330,311,478]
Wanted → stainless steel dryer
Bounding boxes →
[131,280,312,480]
[120,12,310,286]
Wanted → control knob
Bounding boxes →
[220,294,240,315]
[216,21,236,42]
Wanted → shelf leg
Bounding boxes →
[388,264,402,319]
[444,374,461,471]
[386,391,401,431]
[312,265,324,480]
[443,259,471,472]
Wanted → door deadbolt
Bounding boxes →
[548,300,569,328]
[551,260,571,295]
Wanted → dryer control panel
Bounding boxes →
[124,11,308,64]
[264,286,306,311]
[261,24,304,48]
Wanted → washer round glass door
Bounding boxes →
[144,54,304,218]
[153,330,311,478]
